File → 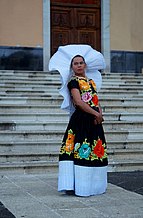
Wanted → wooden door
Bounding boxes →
[51,1,101,55]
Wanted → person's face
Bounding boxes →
[71,57,86,77]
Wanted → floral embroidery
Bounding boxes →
[74,143,81,159]
[91,139,107,161]
[76,78,99,108]
[65,129,75,152]
[73,138,107,161]
[78,79,90,91]
[93,139,104,158]
[82,92,92,102]
[60,129,75,155]
[92,95,99,106]
[78,139,91,159]
[60,132,107,161]
[89,80,96,90]
[75,143,80,151]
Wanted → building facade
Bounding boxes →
[0,0,143,73]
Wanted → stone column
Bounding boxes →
[43,0,50,71]
[101,0,111,73]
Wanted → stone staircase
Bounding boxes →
[0,70,143,174]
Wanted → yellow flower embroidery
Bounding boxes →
[78,80,90,91]
[65,129,75,152]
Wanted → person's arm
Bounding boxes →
[71,88,103,124]
[98,103,104,123]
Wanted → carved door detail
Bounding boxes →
[51,6,101,55]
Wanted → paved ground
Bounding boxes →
[108,171,143,195]
[0,171,143,218]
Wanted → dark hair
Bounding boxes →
[70,55,86,68]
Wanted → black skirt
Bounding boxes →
[59,108,108,167]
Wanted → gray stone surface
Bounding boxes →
[0,172,143,218]
[108,171,143,195]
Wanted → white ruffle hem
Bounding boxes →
[58,161,108,197]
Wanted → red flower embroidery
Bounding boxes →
[93,139,104,158]
[92,95,99,106]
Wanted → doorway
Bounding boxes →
[51,1,101,55]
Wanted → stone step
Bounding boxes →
[0,161,58,175]
[0,120,143,131]
[107,159,143,172]
[0,151,58,163]
[0,73,51,79]
[102,74,143,79]
[0,81,61,88]
[0,96,143,106]
[1,90,143,98]
[0,70,60,76]
[102,105,143,112]
[109,149,143,160]
[102,83,143,88]
[0,104,143,114]
[0,71,139,82]
[1,86,143,92]
[102,80,143,84]
[101,86,143,91]
[108,139,143,149]
[0,91,60,97]
[1,71,142,79]
[0,130,64,141]
[0,112,69,122]
[101,97,143,106]
[0,139,143,153]
[0,140,61,153]
[101,93,143,98]
[1,77,143,84]
[0,104,63,113]
[0,75,61,85]
[0,85,60,90]
[103,77,143,82]
[128,130,143,140]
[0,96,62,105]
[0,70,140,77]
[0,159,142,175]
[1,71,143,82]
[105,112,143,121]
[0,87,59,92]
[1,82,143,90]
[100,90,143,96]
[103,121,143,130]
[0,129,129,141]
[1,80,143,87]
[1,72,142,81]
[0,112,143,122]
[102,73,143,78]
[0,149,142,164]
[1,84,143,93]
[1,80,143,89]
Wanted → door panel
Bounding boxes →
[51,5,101,55]
[75,8,100,28]
[77,30,97,48]
[52,30,72,53]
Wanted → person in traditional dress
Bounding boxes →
[57,54,108,197]
[49,44,108,197]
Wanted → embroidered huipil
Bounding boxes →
[59,76,108,167]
